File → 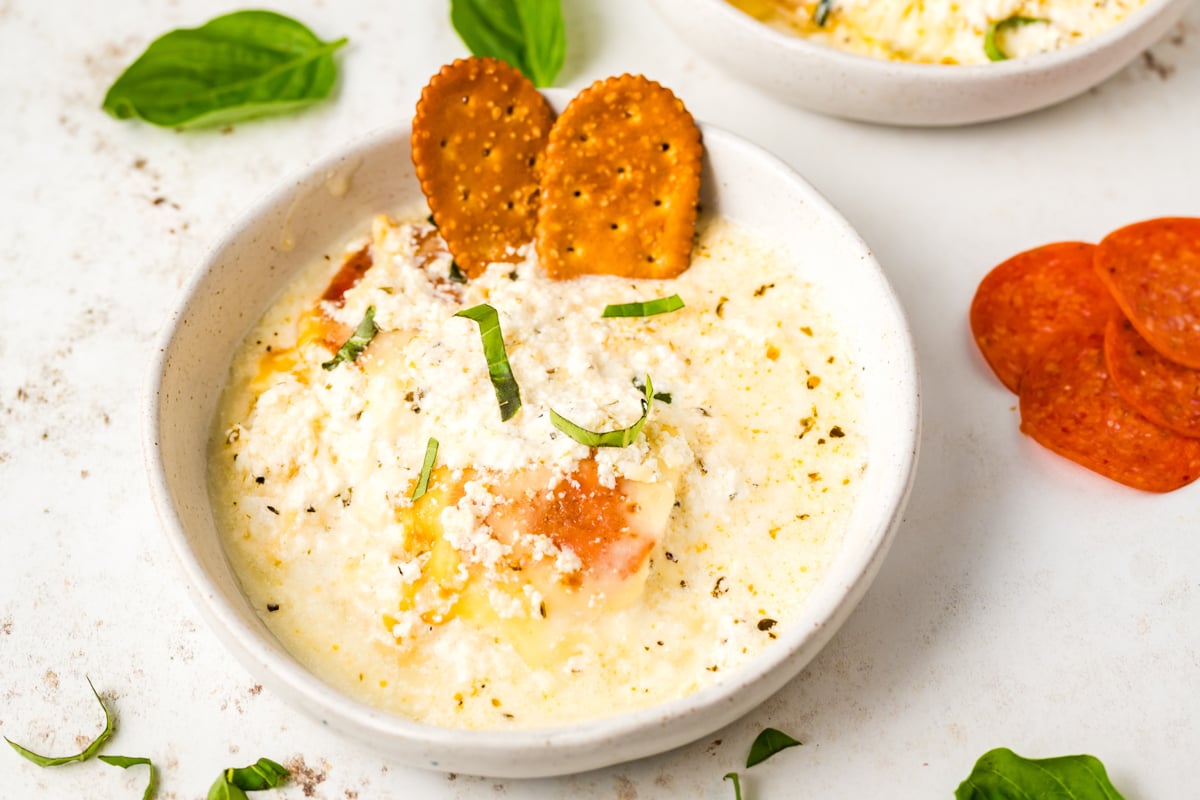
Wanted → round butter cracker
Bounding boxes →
[537,74,702,280]
[412,57,553,278]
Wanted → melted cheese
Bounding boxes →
[210,213,866,728]
[729,0,1150,64]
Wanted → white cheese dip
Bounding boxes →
[729,0,1149,65]
[210,213,865,729]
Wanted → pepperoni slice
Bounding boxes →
[970,242,1117,393]
[1018,331,1200,492]
[1095,217,1200,368]
[1105,314,1200,439]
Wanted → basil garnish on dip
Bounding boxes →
[411,438,440,501]
[98,756,157,800]
[322,306,378,370]
[455,304,523,421]
[956,748,1127,799]
[4,677,113,766]
[551,376,655,448]
[813,0,834,27]
[984,16,1048,61]
[103,11,347,128]
[601,294,685,318]
[450,0,566,87]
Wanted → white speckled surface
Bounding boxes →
[1,0,1198,797]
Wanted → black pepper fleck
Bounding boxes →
[267,603,280,612]
[757,618,777,631]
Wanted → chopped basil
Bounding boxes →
[984,16,1047,61]
[102,11,347,128]
[551,376,654,448]
[449,0,566,87]
[814,0,833,26]
[956,748,1126,799]
[207,757,289,800]
[448,261,468,284]
[321,306,378,370]
[746,727,802,768]
[412,438,439,501]
[633,376,672,404]
[723,772,743,800]
[4,677,113,766]
[98,756,157,800]
[601,294,684,318]
[455,304,523,421]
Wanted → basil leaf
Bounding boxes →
[745,727,802,768]
[601,294,685,318]
[956,748,1126,800]
[449,0,566,87]
[448,261,468,284]
[455,304,523,421]
[4,677,113,766]
[322,306,378,370]
[723,772,743,800]
[412,438,439,501]
[98,755,157,800]
[208,778,248,800]
[551,376,654,448]
[984,16,1047,62]
[102,11,347,128]
[225,757,289,790]
[814,0,834,26]
[207,757,289,800]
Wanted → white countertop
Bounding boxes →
[2,1,1198,797]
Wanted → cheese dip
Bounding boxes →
[210,214,865,729]
[728,0,1149,64]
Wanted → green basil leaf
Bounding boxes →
[955,748,1126,800]
[745,727,802,768]
[4,677,113,766]
[449,0,566,87]
[225,757,289,790]
[102,10,347,128]
[322,306,378,370]
[448,261,468,284]
[984,16,1047,62]
[601,294,685,318]
[455,304,523,421]
[723,772,743,800]
[99,755,157,800]
[207,775,248,800]
[551,376,654,448]
[814,0,833,26]
[412,437,439,501]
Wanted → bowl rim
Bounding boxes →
[142,116,921,770]
[670,0,1182,77]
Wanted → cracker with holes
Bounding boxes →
[412,57,554,278]
[537,75,702,280]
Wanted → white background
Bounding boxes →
[1,1,1198,797]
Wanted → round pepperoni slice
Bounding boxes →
[1095,217,1200,368]
[1105,314,1200,439]
[1019,331,1200,492]
[970,242,1117,393]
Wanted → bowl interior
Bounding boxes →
[146,113,919,776]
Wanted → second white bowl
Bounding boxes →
[653,0,1193,125]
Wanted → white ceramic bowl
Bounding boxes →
[144,96,920,777]
[652,0,1193,125]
